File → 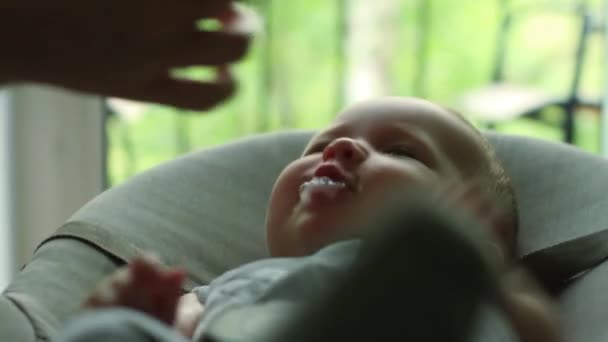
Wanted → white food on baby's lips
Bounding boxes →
[300,176,347,193]
[224,3,264,35]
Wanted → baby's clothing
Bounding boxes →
[191,240,516,342]
[54,240,517,342]
[191,240,360,340]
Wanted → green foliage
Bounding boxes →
[107,0,605,185]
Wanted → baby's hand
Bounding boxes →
[441,180,509,232]
[174,293,205,338]
[434,180,512,264]
[83,254,186,326]
[501,268,564,342]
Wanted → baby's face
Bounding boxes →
[265,97,489,257]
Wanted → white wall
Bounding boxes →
[1,85,104,289]
[602,3,608,156]
[0,90,15,290]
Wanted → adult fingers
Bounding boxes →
[182,0,233,19]
[156,0,232,22]
[134,75,236,111]
[155,31,251,68]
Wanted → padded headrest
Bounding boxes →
[45,131,608,289]
[487,133,608,288]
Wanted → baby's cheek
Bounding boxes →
[267,163,302,217]
[368,163,438,195]
[265,173,305,255]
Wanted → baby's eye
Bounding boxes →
[384,146,416,159]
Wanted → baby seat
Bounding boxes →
[1,131,608,341]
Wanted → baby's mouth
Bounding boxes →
[299,176,352,203]
[299,176,347,193]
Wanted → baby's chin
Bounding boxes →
[267,189,406,256]
[274,213,363,256]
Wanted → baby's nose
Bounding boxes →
[322,138,367,164]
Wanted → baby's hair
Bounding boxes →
[444,107,519,256]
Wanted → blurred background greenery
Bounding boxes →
[105,0,606,186]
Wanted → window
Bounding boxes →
[105,0,606,186]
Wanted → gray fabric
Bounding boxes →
[558,259,608,342]
[523,229,608,291]
[52,238,516,342]
[487,132,608,256]
[192,240,359,340]
[469,304,518,342]
[487,132,608,285]
[52,305,515,342]
[197,238,516,342]
[2,238,121,341]
[0,295,36,342]
[54,308,190,342]
[53,131,311,288]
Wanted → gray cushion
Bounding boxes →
[53,130,312,287]
[559,258,608,342]
[2,238,120,341]
[488,133,608,285]
[0,295,35,342]
[488,133,608,256]
[4,130,608,341]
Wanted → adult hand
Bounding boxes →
[0,0,252,110]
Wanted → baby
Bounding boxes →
[57,97,562,342]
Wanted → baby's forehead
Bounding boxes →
[338,97,450,121]
[330,98,458,136]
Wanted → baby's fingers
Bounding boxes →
[501,269,564,342]
[154,269,187,324]
[83,267,131,308]
[130,253,166,286]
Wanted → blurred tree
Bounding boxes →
[257,0,273,132]
[413,0,432,97]
[346,0,401,102]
